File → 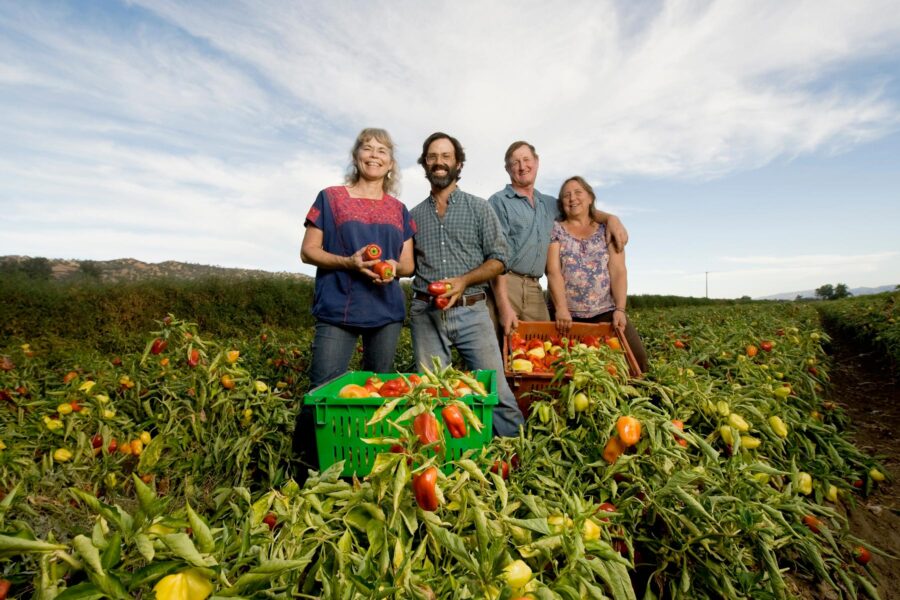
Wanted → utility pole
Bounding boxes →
[705,271,709,299]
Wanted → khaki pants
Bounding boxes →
[487,273,551,347]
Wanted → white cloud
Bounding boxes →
[127,0,900,186]
[1,0,900,297]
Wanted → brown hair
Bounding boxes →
[504,141,538,167]
[557,175,596,216]
[417,132,466,179]
[345,128,399,195]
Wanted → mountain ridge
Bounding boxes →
[0,255,310,283]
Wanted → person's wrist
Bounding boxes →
[614,307,626,314]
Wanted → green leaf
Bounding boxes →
[100,532,122,570]
[504,517,551,536]
[53,582,106,600]
[424,522,477,572]
[73,535,105,575]
[0,533,67,554]
[128,560,182,591]
[186,502,216,553]
[160,533,217,567]
[367,395,407,426]
[134,533,155,562]
[131,473,158,516]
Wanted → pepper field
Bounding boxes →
[1,295,898,599]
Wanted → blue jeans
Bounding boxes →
[409,298,524,437]
[309,320,403,388]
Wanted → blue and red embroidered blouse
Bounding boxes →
[305,186,416,328]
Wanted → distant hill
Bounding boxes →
[757,284,897,301]
[0,255,311,283]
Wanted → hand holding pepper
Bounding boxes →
[349,246,380,280]
[429,276,466,310]
[351,246,398,284]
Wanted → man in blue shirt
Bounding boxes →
[488,141,628,336]
[410,132,524,437]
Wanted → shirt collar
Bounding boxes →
[429,187,462,207]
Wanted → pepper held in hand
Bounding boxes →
[441,405,467,438]
[427,280,451,296]
[373,261,394,280]
[364,244,382,260]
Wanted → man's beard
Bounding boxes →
[426,164,460,190]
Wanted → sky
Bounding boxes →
[2,0,899,299]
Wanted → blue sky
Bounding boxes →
[1,0,899,298]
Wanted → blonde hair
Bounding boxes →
[345,128,400,195]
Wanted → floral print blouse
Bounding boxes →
[550,221,615,318]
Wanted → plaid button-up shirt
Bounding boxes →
[411,188,509,295]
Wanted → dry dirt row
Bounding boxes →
[820,329,900,599]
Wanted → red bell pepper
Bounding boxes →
[150,338,168,355]
[427,281,451,296]
[379,378,410,398]
[490,460,509,480]
[364,244,382,260]
[187,348,200,368]
[441,405,467,438]
[413,412,440,447]
[413,466,439,511]
[373,261,394,280]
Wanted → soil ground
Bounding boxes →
[812,327,900,599]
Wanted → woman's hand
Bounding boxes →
[555,308,572,335]
[372,259,399,285]
[612,309,627,330]
[349,246,380,280]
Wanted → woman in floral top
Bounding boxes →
[546,176,648,371]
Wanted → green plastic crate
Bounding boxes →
[304,370,498,477]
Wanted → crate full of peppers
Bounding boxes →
[304,369,498,477]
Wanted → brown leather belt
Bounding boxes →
[509,271,540,281]
[414,291,487,307]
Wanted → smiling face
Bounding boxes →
[506,144,539,189]
[355,137,394,182]
[423,137,460,190]
[559,178,595,220]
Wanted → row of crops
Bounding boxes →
[816,291,900,366]
[0,302,890,599]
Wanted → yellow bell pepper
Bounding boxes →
[53,448,73,462]
[728,413,750,432]
[582,519,601,541]
[511,358,533,373]
[797,472,813,495]
[740,436,761,449]
[153,568,213,600]
[768,416,788,438]
[503,560,532,590]
[719,426,734,445]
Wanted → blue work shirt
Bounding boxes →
[411,188,508,295]
[488,184,558,278]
